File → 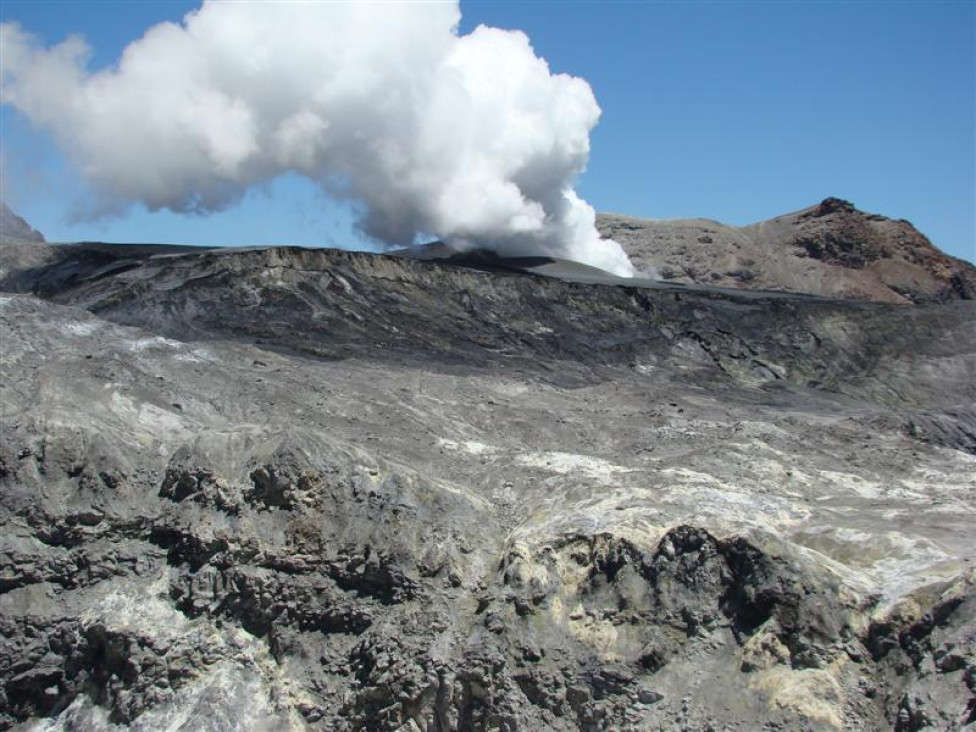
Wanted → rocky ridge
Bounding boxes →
[0,214,974,730]
[597,198,976,304]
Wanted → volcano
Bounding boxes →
[0,203,974,730]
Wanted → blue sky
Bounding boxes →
[2,0,973,263]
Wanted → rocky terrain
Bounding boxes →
[0,209,975,731]
[0,204,45,245]
[597,198,976,304]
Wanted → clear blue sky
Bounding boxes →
[2,0,974,263]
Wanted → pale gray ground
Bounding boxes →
[0,238,974,731]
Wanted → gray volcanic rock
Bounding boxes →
[597,198,976,304]
[1,242,975,730]
[0,205,50,283]
[0,203,45,244]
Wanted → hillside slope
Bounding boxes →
[0,202,45,244]
[598,198,976,304]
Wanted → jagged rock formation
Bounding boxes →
[598,198,976,304]
[1,236,974,731]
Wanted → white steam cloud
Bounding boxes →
[1,1,634,276]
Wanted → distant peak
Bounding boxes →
[811,197,857,217]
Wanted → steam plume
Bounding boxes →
[0,1,634,276]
